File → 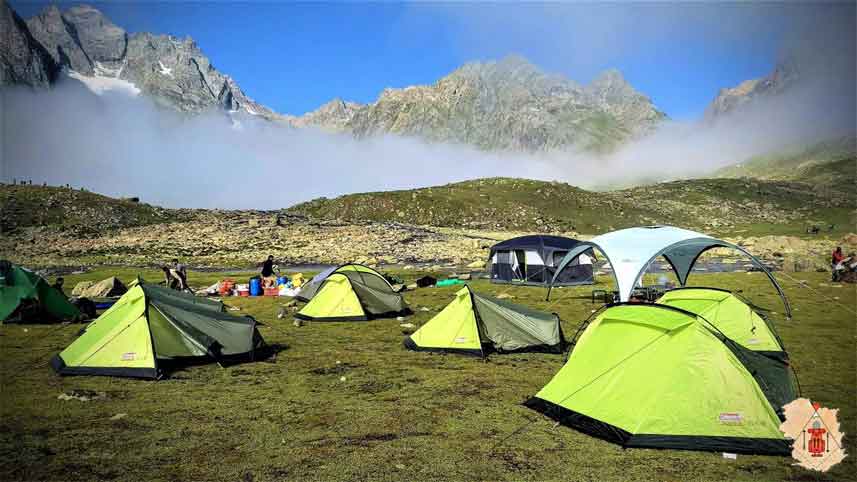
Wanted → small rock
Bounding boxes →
[466,260,485,269]
[395,464,406,470]
[457,273,472,280]
[339,376,346,382]
[496,293,514,299]
[396,316,407,322]
[419,307,430,312]
[110,413,127,421]
[293,319,303,327]
[400,323,415,329]
[403,265,414,270]
[58,390,107,402]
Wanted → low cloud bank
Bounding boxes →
[2,18,853,208]
[2,79,557,209]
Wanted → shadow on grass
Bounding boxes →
[159,343,289,378]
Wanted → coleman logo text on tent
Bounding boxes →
[719,412,743,424]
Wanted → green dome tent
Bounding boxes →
[657,287,786,353]
[295,264,408,321]
[525,303,794,455]
[404,286,566,356]
[656,287,795,417]
[51,281,265,379]
[1,261,80,323]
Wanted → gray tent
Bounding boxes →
[72,276,128,298]
[404,286,566,356]
[295,264,409,321]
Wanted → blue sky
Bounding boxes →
[11,1,850,119]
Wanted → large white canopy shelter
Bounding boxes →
[548,226,791,317]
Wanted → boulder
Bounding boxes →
[467,260,486,269]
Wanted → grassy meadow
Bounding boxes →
[1,268,855,481]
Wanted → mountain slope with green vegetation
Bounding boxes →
[714,136,856,193]
[288,176,855,237]
[0,184,190,235]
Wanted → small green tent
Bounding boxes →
[656,287,795,417]
[296,264,408,321]
[51,281,265,379]
[1,261,80,323]
[657,287,785,353]
[525,303,793,455]
[404,286,565,356]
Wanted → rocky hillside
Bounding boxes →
[0,0,58,87]
[288,176,855,237]
[704,58,797,120]
[714,136,857,192]
[0,184,191,236]
[2,182,853,270]
[298,57,666,152]
[1,2,279,119]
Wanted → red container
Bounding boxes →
[264,287,279,297]
[238,289,250,297]
[219,279,235,296]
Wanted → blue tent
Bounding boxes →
[489,235,594,286]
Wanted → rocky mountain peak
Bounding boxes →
[26,4,93,75]
[0,0,59,87]
[705,57,801,120]
[8,2,283,120]
[60,4,127,62]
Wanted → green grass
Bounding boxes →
[0,185,190,233]
[286,176,855,238]
[714,135,857,193]
[1,269,855,481]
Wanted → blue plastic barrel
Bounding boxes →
[249,278,262,296]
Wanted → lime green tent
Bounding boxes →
[296,264,408,321]
[51,281,265,379]
[404,286,565,356]
[525,303,793,455]
[657,287,785,353]
[1,261,80,323]
[656,287,795,417]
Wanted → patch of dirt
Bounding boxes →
[308,362,364,375]
[353,379,402,394]
[497,451,537,473]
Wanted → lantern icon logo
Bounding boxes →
[780,398,847,472]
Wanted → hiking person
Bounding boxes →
[831,247,845,281]
[261,255,278,288]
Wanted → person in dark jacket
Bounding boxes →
[261,255,278,288]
